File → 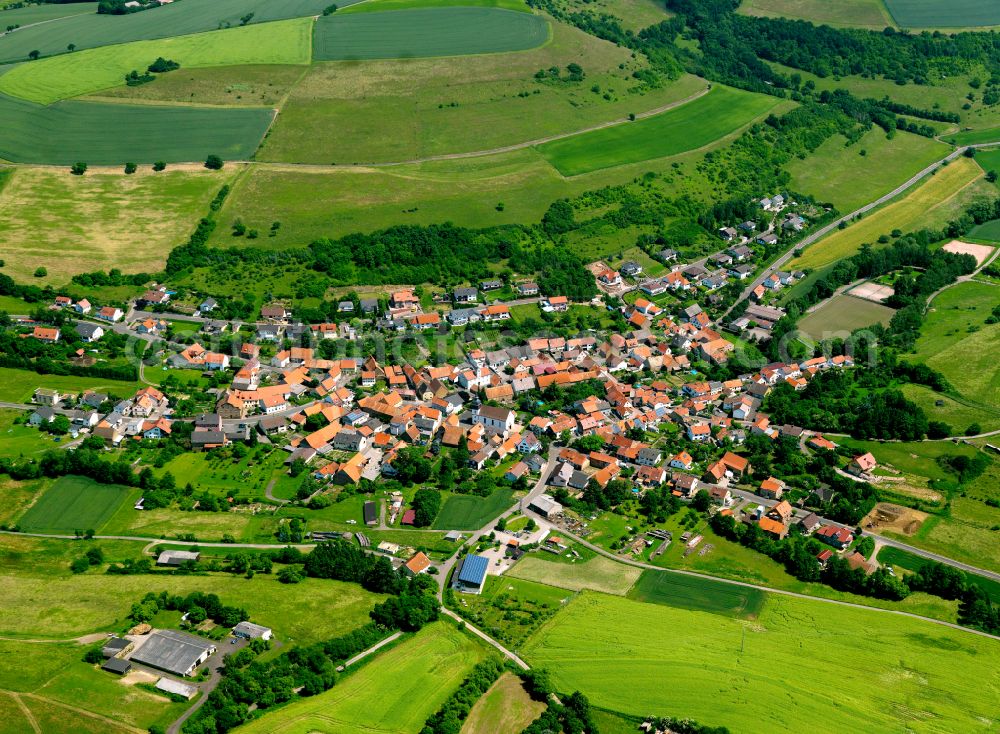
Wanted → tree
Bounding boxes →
[240,11,254,25]
[124,162,137,174]
[33,267,47,277]
[28,50,39,60]
[205,154,224,170]
[71,161,87,175]
[186,605,207,624]
[70,556,90,574]
[152,161,166,171]
[692,489,711,512]
[276,566,304,584]
[67,43,76,51]
[411,487,441,527]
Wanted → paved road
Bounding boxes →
[441,607,529,669]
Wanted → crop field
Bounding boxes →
[796,294,895,340]
[0,0,360,63]
[0,475,46,526]
[738,0,893,28]
[627,570,767,618]
[535,85,781,175]
[522,591,1000,733]
[507,554,642,595]
[0,19,311,104]
[968,217,1000,241]
[790,157,984,270]
[236,622,486,734]
[0,166,233,283]
[785,128,948,213]
[432,488,515,530]
[885,0,1000,28]
[0,92,272,165]
[0,2,96,26]
[15,476,131,534]
[312,8,549,61]
[342,0,531,13]
[461,672,544,734]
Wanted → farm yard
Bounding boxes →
[312,7,549,61]
[796,293,895,340]
[521,591,1000,734]
[235,623,486,734]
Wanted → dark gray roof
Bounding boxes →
[130,629,215,676]
[102,657,132,674]
[191,430,226,445]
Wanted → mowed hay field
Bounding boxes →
[312,8,549,61]
[885,0,1000,28]
[0,166,234,283]
[260,17,707,163]
[738,0,893,28]
[785,128,948,213]
[507,555,642,595]
[0,93,273,164]
[15,476,131,534]
[235,623,486,734]
[522,591,1000,733]
[535,85,781,176]
[460,672,545,734]
[797,294,895,340]
[790,157,984,270]
[0,19,312,104]
[432,488,515,530]
[0,368,143,404]
[0,0,356,62]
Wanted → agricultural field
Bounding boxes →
[522,591,1000,733]
[0,93,274,165]
[0,165,234,284]
[432,488,515,530]
[0,2,96,26]
[535,85,781,176]
[884,0,1000,28]
[0,368,143,404]
[948,125,1000,146]
[0,0,356,62]
[507,553,642,595]
[15,475,132,534]
[790,157,985,271]
[235,622,486,734]
[796,293,895,340]
[627,570,767,618]
[461,672,544,734]
[0,475,46,526]
[784,128,948,213]
[737,0,894,28]
[312,8,549,62]
[341,0,532,13]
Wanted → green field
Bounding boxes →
[236,622,486,734]
[885,0,1000,27]
[16,476,131,534]
[432,488,514,530]
[342,0,531,12]
[0,0,361,63]
[0,2,96,26]
[968,217,1000,242]
[947,125,1000,146]
[797,293,895,340]
[0,368,142,403]
[522,591,1000,733]
[312,7,549,61]
[785,128,948,213]
[877,545,1000,603]
[507,554,642,595]
[0,411,62,461]
[0,92,273,164]
[535,85,781,175]
[901,384,1000,434]
[791,157,984,270]
[627,570,767,618]
[460,672,544,734]
[0,165,234,284]
[0,18,311,104]
[738,0,893,28]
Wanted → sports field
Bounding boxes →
[16,476,131,534]
[0,0,359,62]
[790,157,984,270]
[432,488,515,530]
[0,92,272,164]
[627,570,767,618]
[0,19,311,104]
[312,7,549,61]
[885,0,1000,28]
[236,622,486,734]
[797,294,895,340]
[535,85,781,175]
[522,591,1000,733]
[0,165,233,283]
[738,0,893,28]
[507,554,642,595]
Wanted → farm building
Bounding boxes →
[528,494,563,519]
[363,501,378,526]
[101,657,132,675]
[102,637,133,658]
[130,629,216,677]
[157,550,200,567]
[453,554,489,594]
[233,621,273,641]
[156,677,198,700]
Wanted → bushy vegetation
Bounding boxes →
[420,657,504,734]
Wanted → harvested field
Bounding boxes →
[862,502,929,536]
[846,281,894,302]
[941,239,994,266]
[507,554,641,595]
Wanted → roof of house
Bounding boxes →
[404,552,431,574]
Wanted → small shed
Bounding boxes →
[232,621,273,641]
[102,658,132,675]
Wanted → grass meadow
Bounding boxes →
[341,0,531,12]
[535,85,781,175]
[312,7,549,61]
[507,554,642,595]
[948,125,1000,146]
[902,384,1000,434]
[0,367,143,403]
[0,411,63,462]
[460,672,544,734]
[785,127,948,213]
[877,545,1000,603]
[235,622,486,734]
[0,165,233,283]
[0,1,96,26]
[796,293,895,340]
[790,157,984,270]
[737,0,893,28]
[522,591,1000,733]
[16,475,131,534]
[432,488,515,530]
[885,0,1000,27]
[0,19,312,104]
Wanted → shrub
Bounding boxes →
[70,162,87,175]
